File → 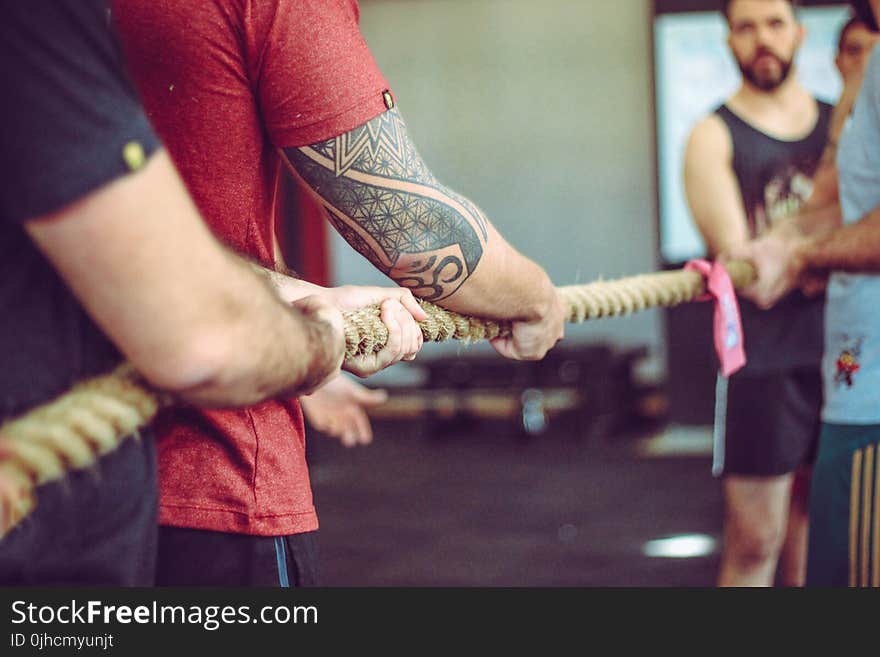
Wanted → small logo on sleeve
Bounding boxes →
[122,141,146,172]
[834,337,863,389]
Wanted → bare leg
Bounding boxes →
[777,466,811,586]
[717,473,793,587]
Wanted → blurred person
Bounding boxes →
[727,0,880,586]
[836,13,880,81]
[828,14,880,149]
[113,0,565,586]
[0,0,371,585]
[683,0,831,586]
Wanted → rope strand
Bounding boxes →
[0,260,755,537]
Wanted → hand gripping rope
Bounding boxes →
[0,260,755,537]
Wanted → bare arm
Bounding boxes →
[281,107,564,360]
[723,129,842,308]
[25,150,343,407]
[683,115,750,258]
[828,67,867,151]
[799,205,880,273]
[730,205,880,308]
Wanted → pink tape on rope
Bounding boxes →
[684,259,746,377]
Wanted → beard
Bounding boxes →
[737,49,794,91]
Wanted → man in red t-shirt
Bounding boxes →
[114,0,566,585]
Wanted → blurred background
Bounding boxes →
[289,0,853,585]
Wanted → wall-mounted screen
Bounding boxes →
[655,1,850,264]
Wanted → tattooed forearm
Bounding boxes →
[282,108,488,301]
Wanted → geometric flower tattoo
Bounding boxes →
[283,107,488,301]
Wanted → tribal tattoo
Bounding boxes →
[283,107,487,301]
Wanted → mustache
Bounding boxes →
[750,47,784,65]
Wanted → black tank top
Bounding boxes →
[714,100,832,375]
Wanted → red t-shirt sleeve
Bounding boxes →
[246,0,393,148]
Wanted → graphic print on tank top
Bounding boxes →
[711,100,832,375]
[754,162,816,234]
[715,102,832,237]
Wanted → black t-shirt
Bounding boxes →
[0,0,160,418]
[714,101,831,375]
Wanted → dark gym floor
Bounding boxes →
[307,410,722,587]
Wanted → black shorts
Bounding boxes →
[156,526,319,587]
[0,431,158,585]
[713,366,821,477]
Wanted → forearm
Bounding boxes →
[282,107,555,321]
[248,261,326,303]
[788,202,842,238]
[26,150,340,408]
[176,252,339,407]
[764,199,842,249]
[800,206,880,274]
[797,147,840,219]
[440,223,557,321]
[828,70,864,147]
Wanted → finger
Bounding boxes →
[754,290,776,310]
[352,408,374,444]
[342,358,368,379]
[0,475,18,535]
[395,304,420,360]
[321,418,341,438]
[340,429,357,448]
[353,386,389,406]
[390,302,410,354]
[396,288,428,321]
[490,336,521,360]
[305,411,330,433]
[406,307,424,357]
[522,347,548,361]
[340,415,363,447]
[411,305,424,353]
[378,301,405,365]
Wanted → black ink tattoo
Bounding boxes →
[283,108,487,301]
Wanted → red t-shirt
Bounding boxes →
[114,0,391,535]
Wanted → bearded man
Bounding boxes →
[682,0,832,586]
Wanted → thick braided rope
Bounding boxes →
[0,364,166,534]
[343,260,756,355]
[0,260,755,536]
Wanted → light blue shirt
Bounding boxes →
[822,47,880,423]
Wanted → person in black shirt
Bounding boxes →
[0,0,358,585]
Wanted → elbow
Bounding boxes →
[130,329,247,406]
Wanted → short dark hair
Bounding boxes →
[838,16,865,53]
[721,0,800,23]
[850,0,880,33]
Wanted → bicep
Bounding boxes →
[683,121,750,257]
